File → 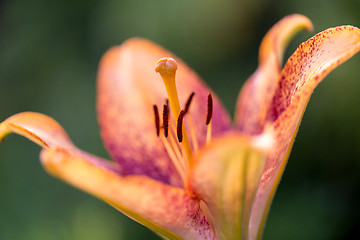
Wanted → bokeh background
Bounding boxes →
[0,0,359,239]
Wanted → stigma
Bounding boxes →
[154,58,213,182]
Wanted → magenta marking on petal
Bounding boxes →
[97,39,232,187]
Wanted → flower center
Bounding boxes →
[154,58,213,182]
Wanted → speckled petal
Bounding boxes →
[249,26,360,240]
[187,133,270,240]
[97,38,231,187]
[235,14,313,134]
[0,112,215,240]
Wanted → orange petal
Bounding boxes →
[97,38,231,187]
[0,111,71,148]
[249,26,360,240]
[0,112,118,173]
[0,112,215,240]
[235,14,313,134]
[187,133,271,239]
[41,148,215,240]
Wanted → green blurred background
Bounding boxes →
[0,0,359,239]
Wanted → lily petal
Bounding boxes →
[188,133,271,240]
[97,38,231,187]
[0,112,215,240]
[41,149,216,240]
[235,14,313,134]
[0,112,72,148]
[249,26,360,240]
[0,112,117,171]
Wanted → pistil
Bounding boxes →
[155,58,193,165]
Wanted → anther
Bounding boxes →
[184,92,195,114]
[163,103,169,137]
[153,105,160,136]
[206,93,213,125]
[177,110,185,142]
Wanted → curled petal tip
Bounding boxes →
[259,14,314,64]
[0,112,71,149]
[292,14,314,32]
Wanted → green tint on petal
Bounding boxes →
[188,134,270,240]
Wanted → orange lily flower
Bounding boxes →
[1,14,359,240]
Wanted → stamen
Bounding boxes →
[177,110,185,142]
[206,93,213,125]
[163,103,169,137]
[184,92,195,114]
[153,105,160,136]
[169,120,182,154]
[169,118,190,172]
[168,124,184,164]
[188,114,199,153]
[206,94,213,144]
[160,135,186,182]
[206,121,212,144]
[183,92,199,152]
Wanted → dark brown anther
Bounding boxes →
[184,92,195,114]
[206,93,213,125]
[163,102,169,137]
[153,105,160,136]
[177,110,185,142]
